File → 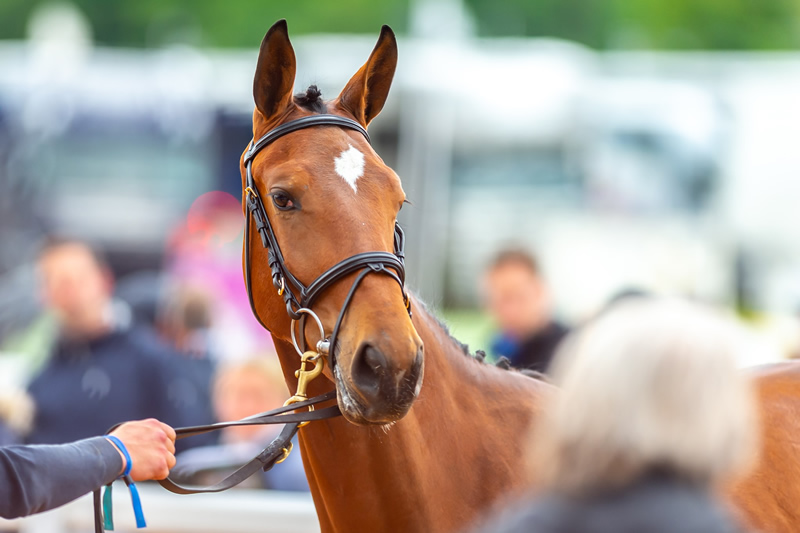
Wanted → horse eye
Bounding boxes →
[272,192,294,211]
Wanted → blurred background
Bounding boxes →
[1,0,800,529]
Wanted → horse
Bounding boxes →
[728,362,800,533]
[240,20,800,533]
[239,19,550,532]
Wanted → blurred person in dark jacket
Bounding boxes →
[469,299,757,533]
[483,249,568,373]
[26,239,213,448]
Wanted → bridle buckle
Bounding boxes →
[284,350,325,429]
[244,186,259,201]
[274,442,293,464]
[277,276,285,296]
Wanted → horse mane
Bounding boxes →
[413,296,547,382]
[294,85,327,113]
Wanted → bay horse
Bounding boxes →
[728,362,800,533]
[240,20,800,533]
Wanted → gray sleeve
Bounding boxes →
[0,437,123,519]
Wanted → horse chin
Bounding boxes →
[333,365,414,426]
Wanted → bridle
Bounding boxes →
[242,113,411,360]
[93,113,413,532]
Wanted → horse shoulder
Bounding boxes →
[727,361,800,533]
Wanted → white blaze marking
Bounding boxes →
[334,144,365,193]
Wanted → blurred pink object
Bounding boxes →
[165,191,273,359]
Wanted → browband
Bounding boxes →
[244,115,370,165]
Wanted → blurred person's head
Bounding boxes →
[38,239,113,338]
[213,357,288,443]
[531,298,758,496]
[158,285,213,356]
[483,249,552,339]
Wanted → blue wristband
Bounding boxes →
[106,436,132,477]
[103,435,146,529]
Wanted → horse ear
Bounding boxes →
[253,19,296,121]
[338,25,398,127]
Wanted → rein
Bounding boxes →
[93,113,411,532]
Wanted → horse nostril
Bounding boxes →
[408,345,424,393]
[352,343,388,398]
[414,345,424,372]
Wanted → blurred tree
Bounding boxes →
[463,0,610,47]
[464,0,800,50]
[1,0,798,50]
[609,0,800,49]
[0,0,409,47]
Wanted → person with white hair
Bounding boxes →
[470,298,758,533]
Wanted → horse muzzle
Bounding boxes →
[335,342,424,425]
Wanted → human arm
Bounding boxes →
[0,419,176,519]
[0,437,120,519]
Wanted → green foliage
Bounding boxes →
[1,0,798,50]
[464,0,800,50]
[0,0,409,48]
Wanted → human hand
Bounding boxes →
[107,419,177,481]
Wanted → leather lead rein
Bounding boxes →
[94,393,339,532]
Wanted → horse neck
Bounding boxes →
[273,300,547,533]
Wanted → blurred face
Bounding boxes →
[483,262,549,339]
[38,244,112,336]
[214,368,285,442]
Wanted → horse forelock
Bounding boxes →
[294,85,327,114]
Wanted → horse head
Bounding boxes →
[240,20,424,426]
